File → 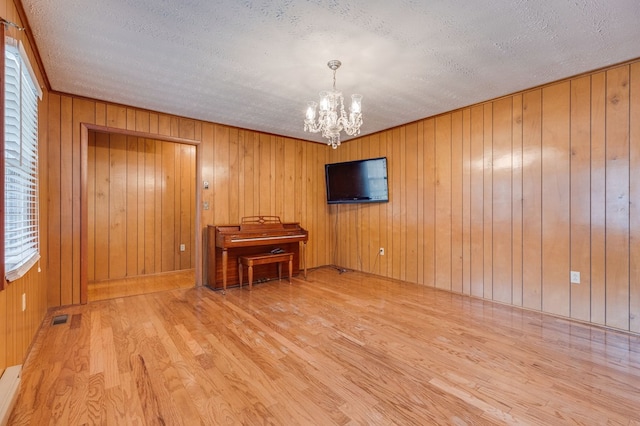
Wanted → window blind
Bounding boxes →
[5,38,42,282]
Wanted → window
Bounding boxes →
[4,37,42,282]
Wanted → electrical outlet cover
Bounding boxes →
[570,271,580,284]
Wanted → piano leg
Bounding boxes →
[222,249,228,294]
[302,242,307,279]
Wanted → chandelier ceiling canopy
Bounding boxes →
[304,60,363,149]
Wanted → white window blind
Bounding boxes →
[5,37,42,282]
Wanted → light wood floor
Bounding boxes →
[88,269,196,302]
[10,268,640,424]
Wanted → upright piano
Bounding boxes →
[207,216,309,291]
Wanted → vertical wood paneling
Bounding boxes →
[511,95,524,307]
[87,132,96,281]
[435,115,452,290]
[451,111,463,294]
[483,104,493,299]
[180,143,193,269]
[630,62,640,333]
[228,128,240,221]
[144,139,157,274]
[492,98,513,304]
[415,125,425,283]
[214,125,229,224]
[73,98,95,303]
[154,135,163,273]
[258,133,271,216]
[60,96,74,305]
[391,128,402,280]
[423,121,436,287]
[88,136,196,281]
[284,140,296,222]
[462,109,472,295]
[94,132,110,281]
[469,106,484,297]
[570,76,592,322]
[162,142,177,272]
[241,131,255,217]
[522,89,543,310]
[541,82,571,317]
[405,124,419,283]
[48,94,62,306]
[137,138,146,274]
[109,133,127,278]
[200,124,214,282]
[605,66,630,330]
[126,136,139,277]
[590,72,607,325]
[173,142,181,269]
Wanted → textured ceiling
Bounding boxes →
[20,0,640,144]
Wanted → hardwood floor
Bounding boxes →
[9,267,640,424]
[88,269,196,302]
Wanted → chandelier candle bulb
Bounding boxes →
[306,102,317,120]
[304,59,363,149]
[351,94,362,113]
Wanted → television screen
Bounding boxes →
[325,157,389,204]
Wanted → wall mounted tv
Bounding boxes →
[325,157,389,204]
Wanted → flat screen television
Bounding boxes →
[325,157,389,204]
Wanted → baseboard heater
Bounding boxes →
[0,365,21,426]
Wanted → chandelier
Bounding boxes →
[304,60,363,149]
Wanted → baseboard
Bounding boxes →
[0,365,21,426]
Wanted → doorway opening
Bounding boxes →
[83,126,199,302]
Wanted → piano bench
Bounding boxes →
[238,252,294,291]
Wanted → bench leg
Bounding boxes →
[248,265,253,291]
[288,257,292,283]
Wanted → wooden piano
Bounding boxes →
[207,216,308,292]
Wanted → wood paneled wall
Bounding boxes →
[47,96,332,306]
[87,133,196,281]
[0,0,49,372]
[199,128,333,277]
[332,60,640,333]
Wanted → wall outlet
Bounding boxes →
[22,293,26,311]
[203,201,210,210]
[379,247,385,256]
[570,271,580,284]
[180,244,186,252]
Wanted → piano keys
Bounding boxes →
[206,216,308,292]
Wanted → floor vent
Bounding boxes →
[52,314,68,326]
